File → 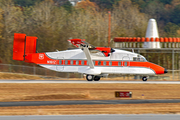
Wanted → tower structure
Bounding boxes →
[144,19,161,48]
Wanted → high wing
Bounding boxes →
[68,39,103,75]
[78,44,102,75]
[67,39,95,48]
[68,39,115,57]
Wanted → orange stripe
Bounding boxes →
[25,54,165,75]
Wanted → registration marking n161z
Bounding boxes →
[47,60,56,64]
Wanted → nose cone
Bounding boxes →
[164,69,168,73]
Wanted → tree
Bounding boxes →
[171,0,180,7]
[112,0,148,37]
[0,9,4,63]
[170,4,180,24]
[159,0,172,4]
[61,1,73,12]
[76,0,98,12]
[90,0,120,10]
[0,0,25,63]
[142,1,165,21]
[14,0,44,7]
[26,0,68,52]
[0,9,3,39]
[53,0,69,6]
[164,22,179,37]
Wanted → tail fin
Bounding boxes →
[13,33,37,61]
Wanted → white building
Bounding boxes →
[69,0,82,6]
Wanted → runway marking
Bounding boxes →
[0,80,180,84]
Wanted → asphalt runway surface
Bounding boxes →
[1,99,180,107]
[1,114,180,120]
[1,80,180,119]
[0,80,180,107]
[0,80,180,84]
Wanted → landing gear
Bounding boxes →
[94,76,101,81]
[142,76,148,81]
[86,75,94,81]
[86,75,101,81]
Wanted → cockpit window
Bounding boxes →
[133,56,146,62]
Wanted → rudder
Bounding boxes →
[13,33,37,61]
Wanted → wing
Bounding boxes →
[68,39,95,48]
[68,39,115,57]
[78,44,102,75]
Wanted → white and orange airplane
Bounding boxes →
[12,19,167,81]
[13,37,167,81]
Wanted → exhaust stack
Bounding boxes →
[144,19,161,48]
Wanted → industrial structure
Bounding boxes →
[113,19,180,80]
[114,19,180,49]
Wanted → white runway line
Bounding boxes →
[0,80,180,84]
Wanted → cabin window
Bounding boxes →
[59,60,62,65]
[133,57,146,62]
[109,61,112,66]
[103,61,106,66]
[93,61,95,65]
[118,62,121,66]
[124,62,127,66]
[81,61,84,65]
[98,61,101,65]
[70,60,73,65]
[65,60,68,65]
[76,60,79,65]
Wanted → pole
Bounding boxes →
[108,11,111,47]
[172,49,174,80]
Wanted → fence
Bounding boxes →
[0,64,77,78]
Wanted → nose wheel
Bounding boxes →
[86,75,101,81]
[142,76,148,81]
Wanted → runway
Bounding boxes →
[1,114,180,120]
[0,80,180,84]
[0,80,180,107]
[1,99,180,107]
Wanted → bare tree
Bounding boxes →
[111,0,148,37]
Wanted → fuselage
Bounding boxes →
[25,48,166,76]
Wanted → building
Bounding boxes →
[69,0,82,6]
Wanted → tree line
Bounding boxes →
[0,0,179,66]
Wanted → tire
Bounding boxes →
[86,75,94,81]
[142,76,147,81]
[94,76,101,81]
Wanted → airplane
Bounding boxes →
[13,33,167,81]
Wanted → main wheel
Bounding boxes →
[86,75,94,81]
[142,76,147,81]
[94,76,101,81]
